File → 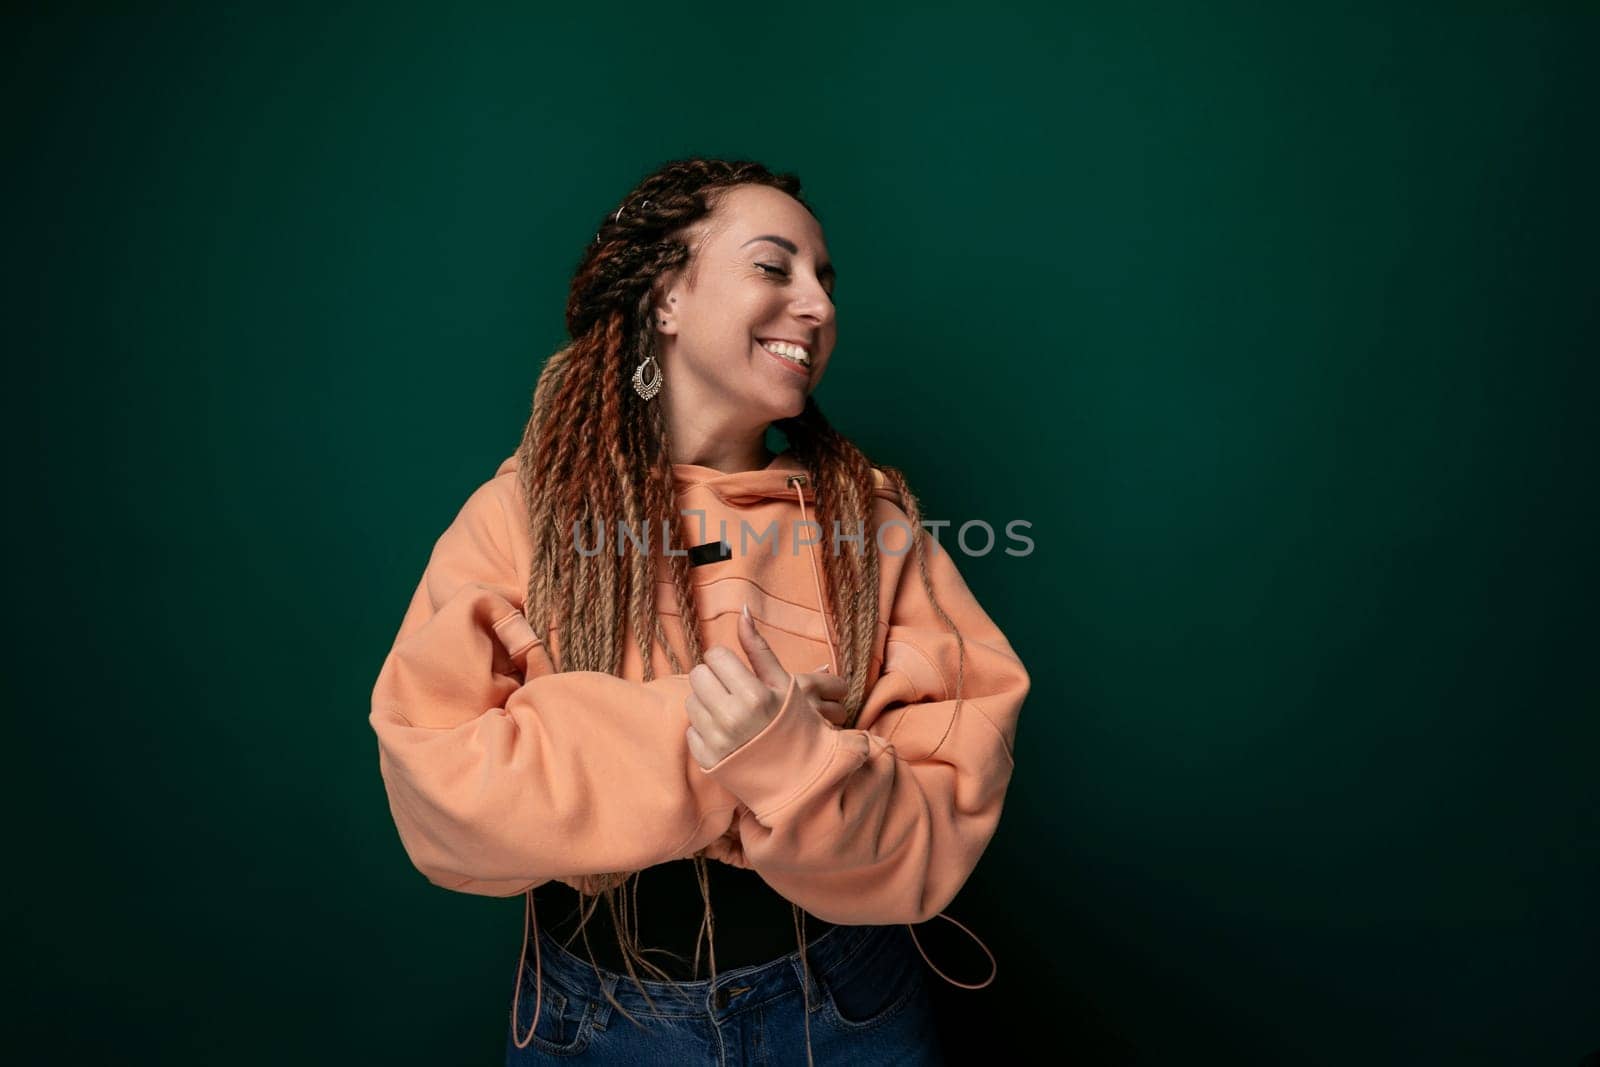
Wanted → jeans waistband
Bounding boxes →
[530,918,896,1021]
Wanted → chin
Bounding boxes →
[769,392,808,420]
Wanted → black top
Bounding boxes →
[532,859,839,980]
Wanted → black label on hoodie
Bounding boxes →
[688,539,733,568]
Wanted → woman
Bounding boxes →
[368,158,1031,1065]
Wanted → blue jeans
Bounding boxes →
[505,919,945,1065]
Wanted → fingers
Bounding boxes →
[684,720,716,770]
[796,670,849,703]
[737,601,791,689]
[685,693,721,756]
[688,661,733,721]
[700,645,771,710]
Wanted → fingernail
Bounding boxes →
[742,601,751,622]
[816,663,832,673]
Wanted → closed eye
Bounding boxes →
[758,262,835,300]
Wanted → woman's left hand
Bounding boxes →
[685,603,847,770]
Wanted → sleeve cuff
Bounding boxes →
[699,673,840,821]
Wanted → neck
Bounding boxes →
[662,388,775,474]
[670,436,776,474]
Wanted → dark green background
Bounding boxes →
[9,3,1596,1064]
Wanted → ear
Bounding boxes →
[652,272,683,337]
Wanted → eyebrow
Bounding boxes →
[741,235,835,284]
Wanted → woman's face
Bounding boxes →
[654,184,837,423]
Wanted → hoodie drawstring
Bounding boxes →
[510,886,543,1050]
[786,474,840,675]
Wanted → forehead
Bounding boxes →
[706,184,827,254]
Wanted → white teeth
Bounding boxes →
[760,340,811,366]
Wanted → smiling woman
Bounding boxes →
[367,158,1031,1066]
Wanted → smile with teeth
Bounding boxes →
[759,339,811,368]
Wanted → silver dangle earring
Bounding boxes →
[632,316,664,400]
[632,354,662,400]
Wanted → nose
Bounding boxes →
[789,274,834,327]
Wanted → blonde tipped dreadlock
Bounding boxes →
[509,160,968,1061]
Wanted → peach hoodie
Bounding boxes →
[368,449,1031,1027]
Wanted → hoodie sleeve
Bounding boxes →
[368,476,742,898]
[696,524,1030,924]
